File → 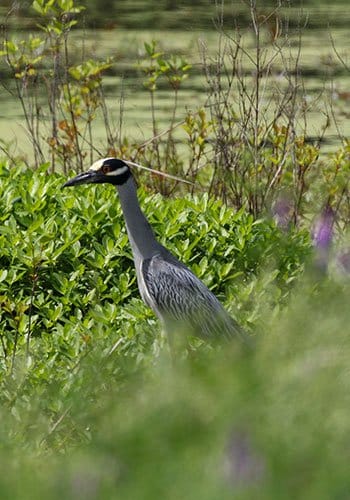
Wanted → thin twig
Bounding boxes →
[125,160,195,186]
[40,406,72,447]
[329,31,350,72]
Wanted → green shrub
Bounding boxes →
[0,158,311,451]
[1,278,350,500]
[0,160,311,371]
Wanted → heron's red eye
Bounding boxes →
[102,165,111,174]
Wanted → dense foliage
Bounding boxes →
[0,159,310,370]
[1,159,350,499]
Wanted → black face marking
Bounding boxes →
[95,158,131,185]
[63,158,132,188]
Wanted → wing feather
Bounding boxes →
[142,252,244,340]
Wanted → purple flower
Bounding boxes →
[312,206,334,273]
[224,430,265,487]
[312,206,334,251]
[272,196,293,229]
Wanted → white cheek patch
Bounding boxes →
[106,166,129,176]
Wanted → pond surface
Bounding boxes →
[0,4,349,161]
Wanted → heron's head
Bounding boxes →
[63,158,132,188]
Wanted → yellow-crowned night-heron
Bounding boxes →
[64,158,245,341]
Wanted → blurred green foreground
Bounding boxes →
[0,163,349,499]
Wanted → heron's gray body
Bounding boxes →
[64,158,245,341]
[142,253,242,339]
[118,174,243,340]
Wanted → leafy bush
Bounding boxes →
[1,272,350,499]
[0,158,311,443]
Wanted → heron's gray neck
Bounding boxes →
[117,176,161,260]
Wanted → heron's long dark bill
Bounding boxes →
[63,170,103,187]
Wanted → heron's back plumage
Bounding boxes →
[141,251,244,340]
